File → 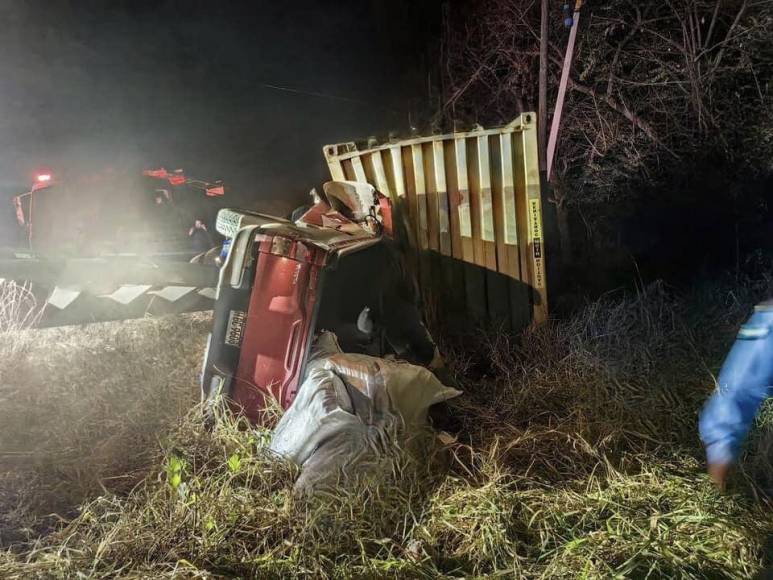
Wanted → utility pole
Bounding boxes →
[538,0,548,172]
[546,0,584,182]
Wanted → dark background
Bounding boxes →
[2,0,770,292]
[0,0,440,246]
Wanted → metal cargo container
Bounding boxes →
[323,113,547,329]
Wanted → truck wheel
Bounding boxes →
[189,245,222,266]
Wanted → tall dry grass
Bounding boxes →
[0,281,209,546]
[0,281,42,348]
[0,279,771,578]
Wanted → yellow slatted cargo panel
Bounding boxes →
[323,113,547,325]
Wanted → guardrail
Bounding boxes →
[0,253,218,327]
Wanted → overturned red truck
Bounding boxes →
[201,115,548,421]
[201,181,440,422]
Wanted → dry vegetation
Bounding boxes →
[441,0,773,262]
[0,279,771,578]
[0,283,209,547]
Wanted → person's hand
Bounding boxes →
[708,462,731,491]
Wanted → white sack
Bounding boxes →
[269,332,461,493]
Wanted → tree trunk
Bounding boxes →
[538,0,548,171]
[555,200,573,265]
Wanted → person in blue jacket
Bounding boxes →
[699,300,773,489]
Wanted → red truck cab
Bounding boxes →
[201,181,435,423]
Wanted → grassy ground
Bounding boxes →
[0,283,209,547]
[0,279,771,578]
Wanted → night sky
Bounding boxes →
[0,0,440,244]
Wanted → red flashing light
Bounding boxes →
[36,174,52,182]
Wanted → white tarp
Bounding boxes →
[270,332,461,493]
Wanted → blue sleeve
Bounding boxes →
[699,307,773,464]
